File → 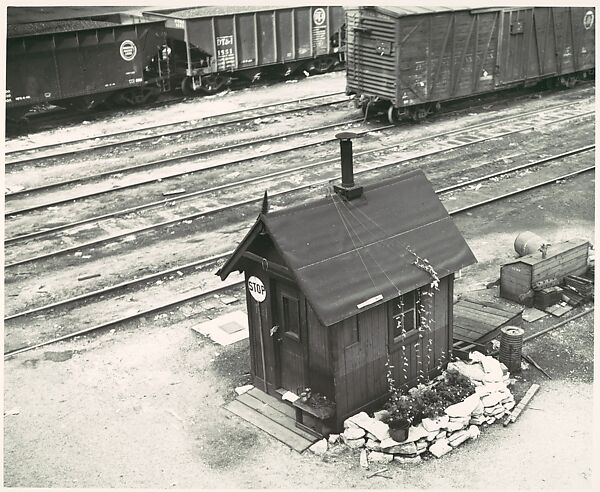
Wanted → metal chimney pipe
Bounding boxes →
[334,131,363,200]
[339,135,355,188]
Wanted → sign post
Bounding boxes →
[249,276,268,392]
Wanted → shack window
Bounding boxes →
[282,295,300,340]
[346,318,359,347]
[390,290,420,344]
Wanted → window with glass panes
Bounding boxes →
[390,290,420,343]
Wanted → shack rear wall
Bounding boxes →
[330,275,453,425]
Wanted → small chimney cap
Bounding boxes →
[335,131,360,140]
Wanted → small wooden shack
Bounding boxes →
[217,135,476,431]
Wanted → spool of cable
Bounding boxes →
[499,326,524,373]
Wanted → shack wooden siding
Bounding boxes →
[331,278,452,424]
[306,302,334,398]
[245,268,277,392]
[433,275,452,371]
[331,304,388,423]
[388,279,451,384]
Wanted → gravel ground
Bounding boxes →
[3,74,596,488]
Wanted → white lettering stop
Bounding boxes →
[248,276,266,302]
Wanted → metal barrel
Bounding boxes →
[514,231,546,257]
[499,326,524,373]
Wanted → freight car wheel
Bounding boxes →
[311,56,336,74]
[181,77,196,97]
[387,105,401,125]
[409,107,429,122]
[199,75,228,95]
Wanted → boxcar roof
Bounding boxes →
[362,6,473,17]
[147,6,287,19]
[219,169,477,327]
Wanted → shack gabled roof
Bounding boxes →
[218,169,476,327]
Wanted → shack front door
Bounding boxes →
[273,280,306,394]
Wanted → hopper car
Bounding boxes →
[6,15,170,122]
[142,5,345,95]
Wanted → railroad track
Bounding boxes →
[4,115,368,211]
[5,91,350,166]
[5,99,594,267]
[4,144,594,357]
[8,94,185,137]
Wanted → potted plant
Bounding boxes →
[384,395,414,442]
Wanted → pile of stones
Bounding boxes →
[308,352,515,465]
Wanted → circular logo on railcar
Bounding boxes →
[248,276,266,303]
[313,8,326,26]
[119,40,137,61]
[583,10,594,30]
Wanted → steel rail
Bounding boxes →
[5,92,349,166]
[7,103,592,244]
[3,252,230,321]
[448,165,595,215]
[5,116,367,207]
[6,100,591,214]
[522,308,594,342]
[3,277,243,358]
[4,165,594,358]
[5,152,593,323]
[437,144,595,194]
[4,127,530,268]
[7,117,592,267]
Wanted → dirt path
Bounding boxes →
[3,307,594,488]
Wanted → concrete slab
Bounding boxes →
[191,310,248,345]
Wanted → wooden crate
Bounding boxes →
[500,239,589,305]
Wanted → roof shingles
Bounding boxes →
[219,169,476,326]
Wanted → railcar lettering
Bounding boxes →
[119,40,137,61]
[216,35,235,70]
[313,8,326,26]
[583,10,594,29]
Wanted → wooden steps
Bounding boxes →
[224,387,317,453]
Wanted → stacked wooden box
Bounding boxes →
[500,239,590,306]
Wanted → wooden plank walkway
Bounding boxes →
[224,387,317,453]
[453,298,524,347]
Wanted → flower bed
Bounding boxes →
[308,352,516,465]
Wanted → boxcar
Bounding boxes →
[143,6,345,95]
[6,18,170,119]
[346,6,595,123]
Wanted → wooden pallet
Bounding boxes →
[453,298,523,358]
[224,387,318,453]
